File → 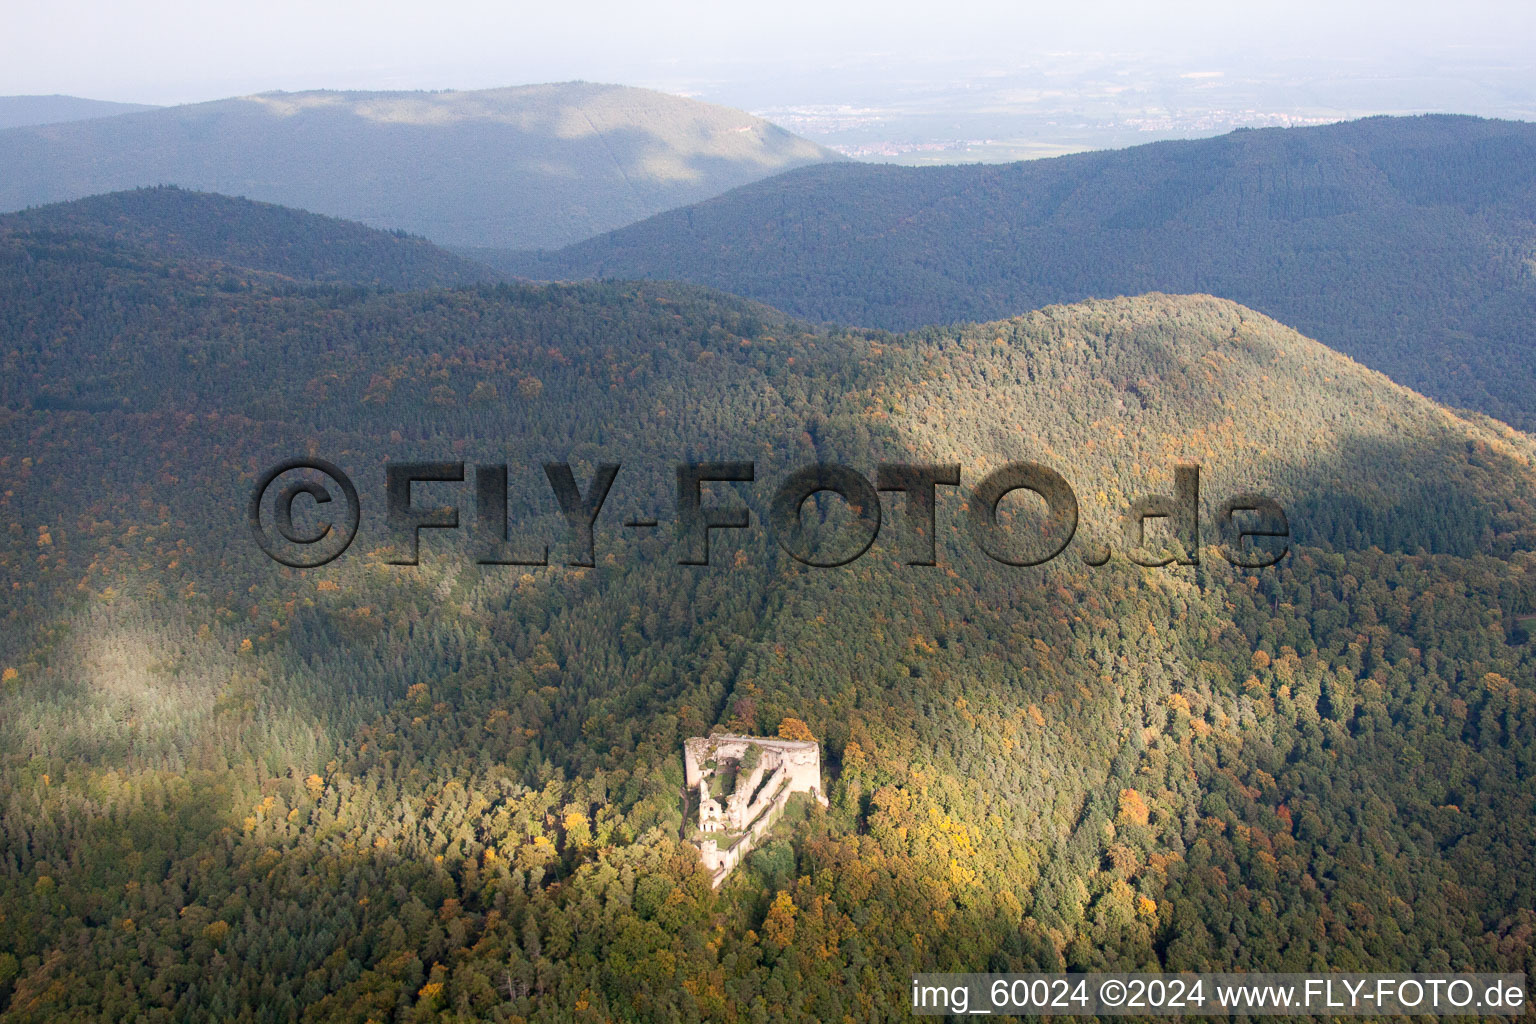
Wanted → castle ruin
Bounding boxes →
[684,734,827,887]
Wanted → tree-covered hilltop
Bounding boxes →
[0,226,1533,1021]
[0,188,503,291]
[502,114,1536,431]
[0,82,842,250]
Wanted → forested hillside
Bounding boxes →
[1,188,503,290]
[1,222,1534,1021]
[0,82,841,249]
[504,114,1536,430]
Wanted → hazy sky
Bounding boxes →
[5,0,1535,106]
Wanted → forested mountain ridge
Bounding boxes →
[0,188,504,290]
[1,224,1534,1020]
[502,114,1536,430]
[0,82,843,250]
[0,94,160,130]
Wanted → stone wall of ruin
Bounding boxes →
[685,734,828,886]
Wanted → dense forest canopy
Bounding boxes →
[501,114,1536,431]
[1,188,504,291]
[0,215,1533,1021]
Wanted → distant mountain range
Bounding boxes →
[500,114,1536,430]
[0,82,842,250]
[0,187,501,290]
[0,94,159,130]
